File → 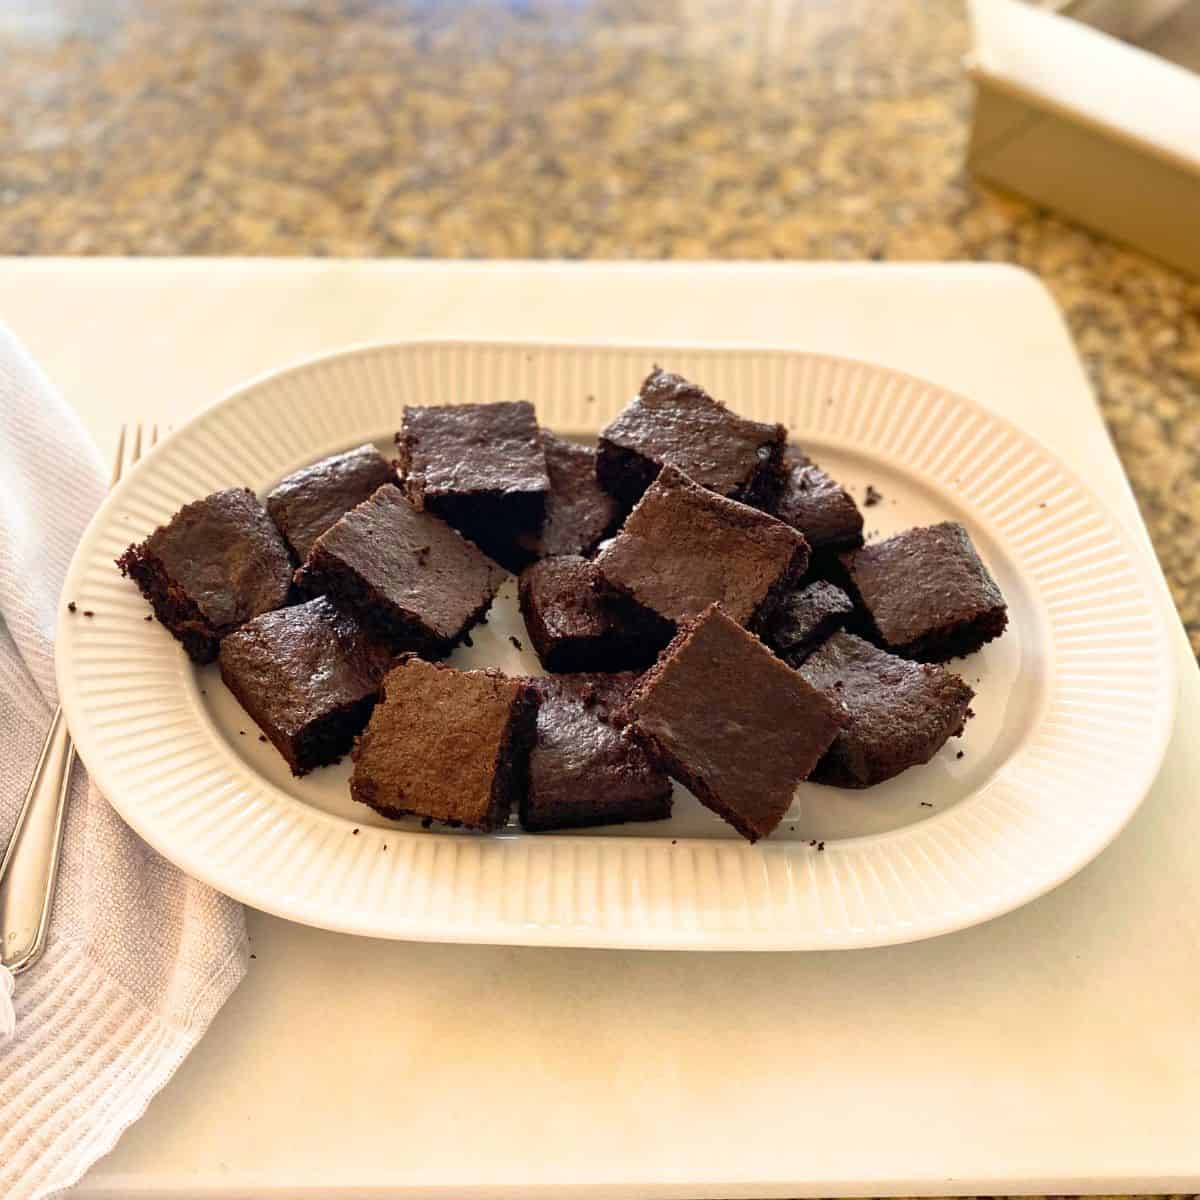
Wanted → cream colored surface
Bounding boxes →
[968,0,1200,277]
[0,259,1193,1197]
[971,0,1200,170]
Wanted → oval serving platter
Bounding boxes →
[55,341,1176,950]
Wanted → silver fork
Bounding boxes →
[0,423,156,974]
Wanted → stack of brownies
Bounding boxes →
[117,368,1008,843]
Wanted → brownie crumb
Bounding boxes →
[144,614,153,621]
[585,394,596,404]
[249,953,256,960]
[421,816,433,829]
[920,801,933,807]
[200,688,207,695]
[1038,502,1047,509]
[671,839,677,845]
[462,632,474,648]
[509,635,523,651]
[956,750,965,759]
[67,601,77,613]
[239,729,246,736]
[258,734,267,743]
[817,841,825,851]
[864,485,883,507]
[352,828,359,835]
[83,610,95,618]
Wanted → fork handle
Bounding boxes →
[0,707,75,974]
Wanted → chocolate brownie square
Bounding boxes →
[762,580,855,666]
[594,465,809,629]
[266,443,395,560]
[521,673,673,832]
[799,632,975,788]
[517,431,621,559]
[294,484,505,657]
[597,368,787,509]
[117,487,292,664]
[841,521,1008,661]
[768,449,864,559]
[519,555,668,673]
[622,605,847,842]
[219,597,396,776]
[350,658,538,831]
[396,401,549,570]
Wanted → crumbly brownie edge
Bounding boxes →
[429,490,546,571]
[595,438,660,510]
[520,774,673,832]
[218,655,377,776]
[808,678,975,789]
[290,695,384,776]
[733,425,789,509]
[780,609,850,667]
[891,607,1010,663]
[588,575,676,663]
[117,544,221,663]
[748,538,813,638]
[484,680,540,832]
[293,546,448,658]
[218,653,302,773]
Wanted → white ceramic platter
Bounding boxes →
[55,340,1177,950]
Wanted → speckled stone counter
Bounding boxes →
[0,0,1195,652]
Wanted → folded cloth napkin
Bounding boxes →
[0,326,247,1199]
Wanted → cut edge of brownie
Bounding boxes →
[425,489,546,572]
[747,536,814,636]
[117,545,221,663]
[486,678,540,832]
[221,660,380,777]
[294,544,450,656]
[596,434,788,513]
[891,607,1009,662]
[839,565,1009,662]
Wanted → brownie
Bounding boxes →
[594,465,809,630]
[396,401,549,570]
[840,521,1008,661]
[117,487,292,664]
[762,580,855,666]
[522,673,673,832]
[294,484,505,657]
[349,658,538,831]
[517,431,621,559]
[518,555,667,673]
[799,632,975,788]
[767,449,864,558]
[266,443,395,560]
[597,368,787,509]
[219,597,396,776]
[622,605,847,842]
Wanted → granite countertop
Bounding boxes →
[0,0,1195,651]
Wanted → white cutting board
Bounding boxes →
[0,260,1195,1198]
